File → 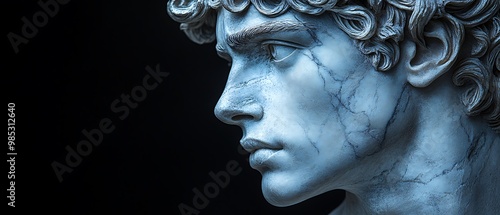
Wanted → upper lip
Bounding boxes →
[240,138,282,153]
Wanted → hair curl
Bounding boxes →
[167,0,500,132]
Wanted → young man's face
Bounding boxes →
[214,5,414,206]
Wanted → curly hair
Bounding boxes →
[167,0,500,132]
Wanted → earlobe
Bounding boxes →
[406,17,464,87]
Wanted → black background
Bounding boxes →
[3,0,344,214]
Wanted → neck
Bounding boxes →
[331,75,500,214]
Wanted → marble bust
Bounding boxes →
[167,0,500,214]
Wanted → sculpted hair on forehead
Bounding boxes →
[167,0,500,132]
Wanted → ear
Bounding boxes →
[406,18,463,87]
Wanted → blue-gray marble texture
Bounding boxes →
[168,0,500,214]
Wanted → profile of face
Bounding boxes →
[213,6,412,206]
[168,0,500,213]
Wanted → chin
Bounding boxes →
[262,187,303,207]
[260,172,318,207]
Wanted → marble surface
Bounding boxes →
[168,0,500,214]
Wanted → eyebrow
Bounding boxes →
[223,20,312,49]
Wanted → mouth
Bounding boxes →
[241,138,283,169]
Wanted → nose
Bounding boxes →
[214,88,263,126]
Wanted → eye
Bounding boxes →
[263,41,299,62]
[215,44,232,68]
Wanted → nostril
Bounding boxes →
[231,114,254,122]
[214,98,263,124]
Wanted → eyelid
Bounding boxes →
[261,40,304,49]
[218,51,231,62]
[262,40,303,63]
[216,44,232,62]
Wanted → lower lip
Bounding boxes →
[249,149,281,168]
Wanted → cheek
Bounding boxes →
[267,53,353,162]
[292,49,400,158]
[328,71,405,158]
[279,52,326,100]
[266,39,403,160]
